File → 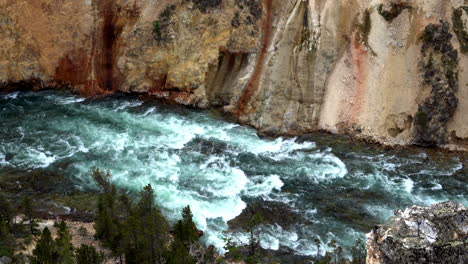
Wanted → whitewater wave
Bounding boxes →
[1,91,466,256]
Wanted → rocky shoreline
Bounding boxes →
[3,198,466,264]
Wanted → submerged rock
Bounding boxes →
[366,201,468,264]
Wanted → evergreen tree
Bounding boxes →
[92,180,172,264]
[166,239,195,264]
[119,193,132,219]
[182,206,198,244]
[335,246,343,264]
[246,213,263,256]
[350,238,366,264]
[137,184,155,213]
[22,196,38,236]
[118,192,136,263]
[0,194,14,224]
[327,240,338,264]
[54,221,75,264]
[31,227,56,264]
[94,185,124,261]
[94,195,114,241]
[204,245,216,264]
[76,244,103,264]
[322,252,333,264]
[92,167,122,259]
[173,206,198,248]
[0,219,15,258]
[133,184,169,264]
[223,237,243,262]
[314,237,321,258]
[91,168,112,193]
[121,214,140,264]
[119,184,169,264]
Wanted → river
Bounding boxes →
[1,90,466,256]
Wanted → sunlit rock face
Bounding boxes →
[366,202,468,264]
[0,0,467,147]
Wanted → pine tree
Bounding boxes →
[314,237,321,258]
[76,244,103,264]
[173,219,184,240]
[93,182,171,264]
[182,206,198,244]
[0,194,14,224]
[335,246,343,264]
[166,239,195,264]
[94,195,114,241]
[118,192,136,263]
[121,214,140,264]
[137,184,156,213]
[118,184,170,264]
[173,206,198,248]
[54,221,75,264]
[94,186,124,261]
[327,240,338,264]
[246,213,263,256]
[133,184,169,264]
[92,168,118,246]
[91,168,112,193]
[119,193,132,218]
[350,238,366,264]
[0,219,15,258]
[322,252,333,264]
[22,196,38,236]
[31,227,56,264]
[204,245,216,264]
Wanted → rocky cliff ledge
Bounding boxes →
[366,201,468,264]
[0,0,467,148]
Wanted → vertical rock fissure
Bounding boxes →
[97,0,123,92]
[236,0,273,119]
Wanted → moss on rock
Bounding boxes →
[191,0,222,13]
[153,5,176,44]
[414,22,459,146]
[452,6,468,54]
[377,3,411,22]
[236,0,262,20]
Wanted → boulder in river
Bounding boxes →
[366,201,467,264]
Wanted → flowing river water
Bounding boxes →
[1,91,467,256]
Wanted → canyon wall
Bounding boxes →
[0,0,467,148]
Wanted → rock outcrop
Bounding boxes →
[415,22,459,146]
[0,0,467,147]
[366,201,468,264]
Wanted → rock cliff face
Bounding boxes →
[0,0,467,147]
[366,201,468,264]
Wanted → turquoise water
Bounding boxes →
[1,91,467,255]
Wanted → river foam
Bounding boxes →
[1,91,466,256]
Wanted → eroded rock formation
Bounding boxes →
[366,201,468,264]
[0,0,467,147]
